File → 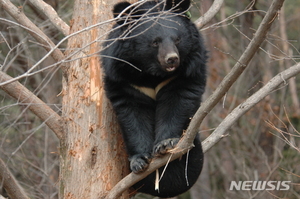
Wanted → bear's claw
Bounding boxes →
[130,153,151,173]
[153,138,180,156]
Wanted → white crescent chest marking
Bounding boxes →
[131,76,176,100]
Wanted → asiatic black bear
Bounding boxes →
[101,0,207,197]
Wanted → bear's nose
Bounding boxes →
[165,53,179,65]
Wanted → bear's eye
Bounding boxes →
[175,37,181,45]
[151,38,160,47]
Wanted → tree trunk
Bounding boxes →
[278,3,300,116]
[60,0,135,198]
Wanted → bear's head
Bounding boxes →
[108,0,200,77]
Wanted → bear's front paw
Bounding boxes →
[153,138,180,156]
[129,153,151,173]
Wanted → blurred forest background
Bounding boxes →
[0,0,299,199]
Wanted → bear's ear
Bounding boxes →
[113,1,133,25]
[165,0,190,12]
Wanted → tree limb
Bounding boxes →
[0,0,65,140]
[178,0,285,150]
[195,0,224,29]
[0,0,65,62]
[0,71,64,140]
[28,0,70,36]
[0,158,29,199]
[202,62,300,151]
[105,0,285,198]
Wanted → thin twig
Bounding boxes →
[0,0,65,62]
[203,62,300,151]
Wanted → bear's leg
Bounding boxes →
[115,101,155,173]
[153,79,203,156]
[105,82,156,173]
[135,79,204,197]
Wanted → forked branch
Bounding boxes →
[202,62,300,151]
[177,0,285,151]
[0,0,65,62]
[195,0,224,29]
[0,0,66,141]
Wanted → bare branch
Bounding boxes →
[105,152,182,199]
[195,0,224,29]
[28,0,70,36]
[203,62,300,151]
[201,2,263,31]
[0,158,29,199]
[179,0,285,150]
[0,0,65,62]
[0,71,64,140]
[105,0,285,198]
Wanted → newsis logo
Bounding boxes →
[229,181,291,191]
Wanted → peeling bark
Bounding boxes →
[60,0,137,198]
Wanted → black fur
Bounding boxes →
[101,0,207,197]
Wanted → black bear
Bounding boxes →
[101,0,207,197]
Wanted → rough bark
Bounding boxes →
[59,0,135,198]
